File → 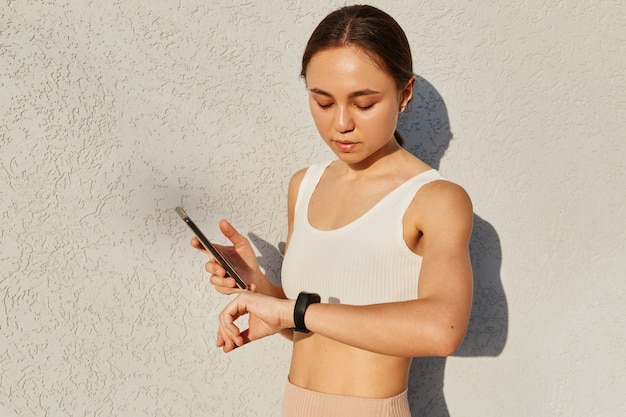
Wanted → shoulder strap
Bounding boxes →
[293,161,332,216]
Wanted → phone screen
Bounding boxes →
[175,206,248,290]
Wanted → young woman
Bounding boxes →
[191,5,473,416]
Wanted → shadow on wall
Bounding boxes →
[400,76,508,417]
[248,233,284,288]
[248,75,508,417]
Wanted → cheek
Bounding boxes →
[362,106,399,132]
[309,106,332,131]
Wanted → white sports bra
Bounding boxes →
[281,161,445,305]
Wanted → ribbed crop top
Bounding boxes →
[281,161,445,305]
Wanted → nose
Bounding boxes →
[334,105,355,133]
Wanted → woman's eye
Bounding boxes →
[356,103,375,110]
[317,102,333,109]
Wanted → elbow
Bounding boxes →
[429,325,467,357]
[435,337,463,357]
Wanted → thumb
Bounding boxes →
[239,328,252,345]
[219,219,249,247]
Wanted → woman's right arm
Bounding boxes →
[194,168,307,299]
[192,220,284,298]
[215,168,308,349]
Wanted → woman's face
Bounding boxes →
[304,46,413,166]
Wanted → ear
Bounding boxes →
[399,75,416,111]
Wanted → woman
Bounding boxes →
[191,5,473,416]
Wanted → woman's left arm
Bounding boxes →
[217,181,474,357]
[303,181,474,357]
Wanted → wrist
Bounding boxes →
[291,292,321,333]
[283,299,297,329]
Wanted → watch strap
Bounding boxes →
[292,292,321,333]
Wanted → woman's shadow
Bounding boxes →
[248,76,508,417]
[400,76,508,416]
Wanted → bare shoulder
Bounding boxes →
[288,167,308,197]
[412,178,474,241]
[421,179,472,211]
[287,167,309,215]
[286,167,309,245]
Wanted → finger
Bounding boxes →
[205,261,226,277]
[218,331,237,352]
[239,328,252,345]
[209,274,238,292]
[219,219,250,248]
[219,301,246,346]
[190,237,206,251]
[222,330,243,351]
[220,328,249,352]
[217,321,236,352]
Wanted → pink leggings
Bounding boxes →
[281,379,411,417]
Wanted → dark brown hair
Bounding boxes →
[300,5,414,146]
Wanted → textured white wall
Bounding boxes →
[1,1,624,416]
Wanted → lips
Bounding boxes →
[334,140,358,152]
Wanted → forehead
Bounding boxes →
[305,46,396,92]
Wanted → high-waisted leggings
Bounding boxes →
[281,379,411,417]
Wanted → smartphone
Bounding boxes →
[175,206,248,290]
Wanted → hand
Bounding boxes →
[217,292,294,352]
[191,219,261,294]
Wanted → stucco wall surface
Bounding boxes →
[1,1,624,416]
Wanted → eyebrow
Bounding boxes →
[309,87,381,98]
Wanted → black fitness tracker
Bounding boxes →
[292,291,321,333]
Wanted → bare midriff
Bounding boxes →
[288,332,412,398]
